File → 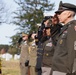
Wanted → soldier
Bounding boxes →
[50,14,63,46]
[41,26,55,75]
[28,32,37,75]
[20,33,29,75]
[41,13,63,75]
[35,16,52,75]
[52,1,76,75]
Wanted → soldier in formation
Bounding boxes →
[20,33,29,75]
[52,1,76,75]
[19,1,76,75]
[28,32,37,75]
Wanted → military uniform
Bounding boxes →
[20,41,29,75]
[51,23,63,46]
[52,20,76,74]
[29,40,37,75]
[41,38,54,75]
[52,2,76,75]
[36,42,43,75]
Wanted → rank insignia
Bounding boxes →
[64,30,67,33]
[46,53,49,56]
[32,47,35,48]
[60,40,63,44]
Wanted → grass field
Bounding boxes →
[1,59,20,75]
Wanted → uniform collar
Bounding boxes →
[24,41,27,44]
[59,23,69,36]
[59,20,75,36]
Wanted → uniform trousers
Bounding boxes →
[41,67,51,75]
[20,63,28,75]
[30,66,37,75]
[37,68,42,75]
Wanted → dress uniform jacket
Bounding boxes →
[20,41,29,75]
[42,38,54,67]
[51,23,63,46]
[29,41,37,66]
[20,41,29,64]
[52,20,76,74]
[29,41,37,75]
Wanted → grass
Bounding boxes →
[1,59,20,75]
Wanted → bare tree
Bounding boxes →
[0,0,10,24]
[0,1,5,23]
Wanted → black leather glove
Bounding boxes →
[25,60,29,66]
[35,67,41,72]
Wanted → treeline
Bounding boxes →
[0,44,9,51]
[10,0,55,47]
[0,44,20,55]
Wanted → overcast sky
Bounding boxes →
[0,0,76,45]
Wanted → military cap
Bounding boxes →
[22,33,28,37]
[55,1,76,13]
[43,16,53,22]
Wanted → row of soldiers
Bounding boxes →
[18,1,76,75]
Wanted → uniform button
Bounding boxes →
[46,53,49,56]
[32,47,35,48]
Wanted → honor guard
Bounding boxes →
[28,32,37,75]
[20,33,29,75]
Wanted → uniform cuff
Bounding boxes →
[53,71,66,75]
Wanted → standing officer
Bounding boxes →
[28,32,37,75]
[20,33,29,75]
[52,1,76,75]
[35,16,52,75]
[41,12,63,75]
[41,26,55,75]
[50,14,63,46]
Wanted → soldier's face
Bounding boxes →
[46,28,51,36]
[31,34,36,39]
[58,10,70,24]
[44,20,50,26]
[51,17,58,25]
[22,36,28,41]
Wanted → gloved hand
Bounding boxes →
[25,60,29,66]
[35,67,41,72]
